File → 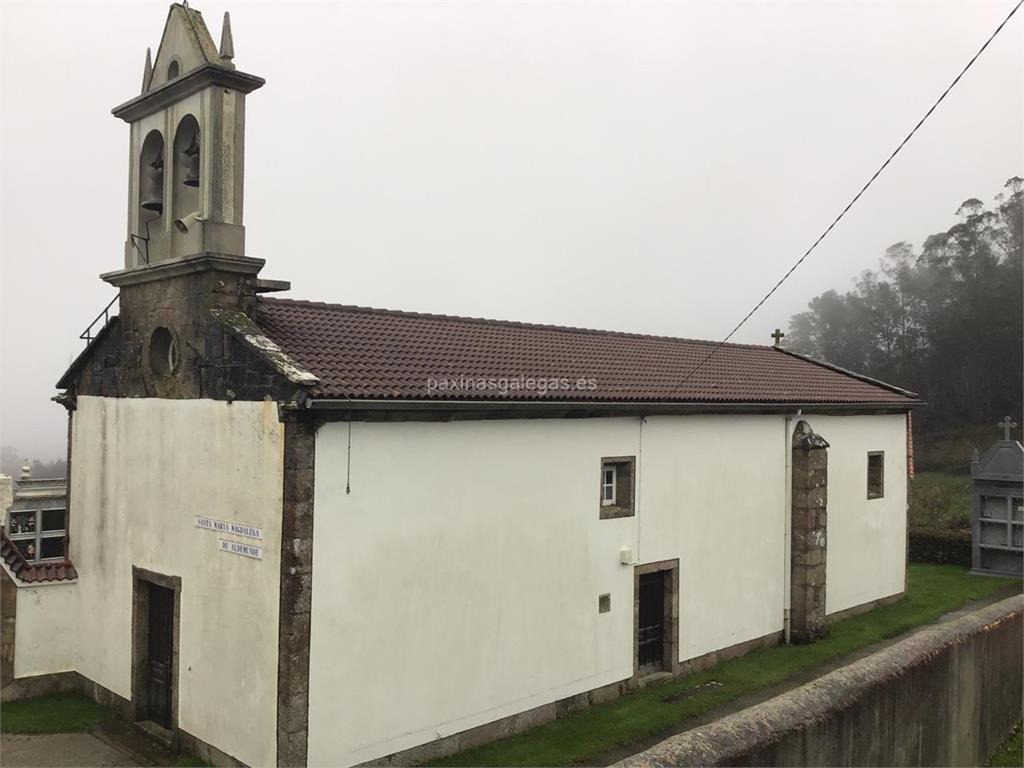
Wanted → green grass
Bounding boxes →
[910,471,972,529]
[432,565,1017,767]
[989,721,1023,767]
[172,756,210,767]
[0,692,111,734]
[1,693,208,766]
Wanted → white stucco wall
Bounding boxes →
[640,415,788,660]
[802,414,908,615]
[308,411,908,766]
[69,396,283,768]
[309,418,641,767]
[12,581,78,678]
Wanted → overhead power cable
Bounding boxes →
[676,0,1023,387]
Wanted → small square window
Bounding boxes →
[599,457,635,519]
[39,537,66,561]
[867,452,884,499]
[12,539,36,560]
[9,511,36,535]
[42,509,66,532]
[598,593,611,613]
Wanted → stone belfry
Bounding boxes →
[86,4,286,400]
[109,3,263,271]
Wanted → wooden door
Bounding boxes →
[637,571,665,673]
[146,583,174,728]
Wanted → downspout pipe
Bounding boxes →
[783,409,801,644]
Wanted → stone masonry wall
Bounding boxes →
[69,269,293,404]
[791,421,829,644]
[0,568,15,689]
[278,418,317,767]
[619,594,1024,768]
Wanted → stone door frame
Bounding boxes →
[632,559,680,680]
[131,566,182,743]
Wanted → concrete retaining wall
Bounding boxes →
[620,594,1023,767]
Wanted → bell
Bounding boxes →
[183,133,200,188]
[141,195,163,213]
[141,155,164,213]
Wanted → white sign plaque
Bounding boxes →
[195,516,263,540]
[218,538,264,560]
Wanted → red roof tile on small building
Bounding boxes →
[0,529,77,584]
[253,298,919,406]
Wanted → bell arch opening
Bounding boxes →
[137,129,165,242]
[172,115,201,224]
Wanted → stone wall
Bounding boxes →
[67,268,292,404]
[790,421,829,643]
[278,418,318,767]
[619,594,1024,768]
[0,568,15,688]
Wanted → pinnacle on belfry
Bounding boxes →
[142,47,153,92]
[219,12,234,61]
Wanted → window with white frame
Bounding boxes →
[601,466,617,506]
[7,508,67,563]
[600,456,636,519]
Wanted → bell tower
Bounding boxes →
[92,4,284,401]
[106,2,264,275]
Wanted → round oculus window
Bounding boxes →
[149,327,180,377]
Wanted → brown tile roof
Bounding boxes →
[0,528,77,584]
[253,297,919,406]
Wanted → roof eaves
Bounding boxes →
[56,317,119,390]
[303,398,919,413]
[0,529,78,585]
[773,347,922,402]
[213,309,320,387]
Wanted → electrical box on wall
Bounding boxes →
[620,548,633,565]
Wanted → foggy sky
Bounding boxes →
[1,1,1021,461]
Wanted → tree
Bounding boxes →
[788,176,1023,432]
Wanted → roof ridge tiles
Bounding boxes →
[251,296,920,406]
[256,296,772,351]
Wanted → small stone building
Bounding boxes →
[3,5,922,767]
[1,467,76,697]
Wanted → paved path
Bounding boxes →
[1,733,140,767]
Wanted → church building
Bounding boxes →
[0,5,920,767]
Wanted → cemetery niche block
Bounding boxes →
[970,417,1024,577]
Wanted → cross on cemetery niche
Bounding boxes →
[997,416,1018,441]
[771,328,786,346]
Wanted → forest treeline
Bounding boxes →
[788,176,1023,433]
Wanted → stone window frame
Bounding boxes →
[632,559,679,680]
[148,326,181,378]
[599,456,636,519]
[867,451,885,500]
[131,566,181,744]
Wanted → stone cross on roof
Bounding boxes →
[998,416,1018,441]
[771,328,785,347]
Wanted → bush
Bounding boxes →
[909,472,972,529]
[908,527,972,567]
